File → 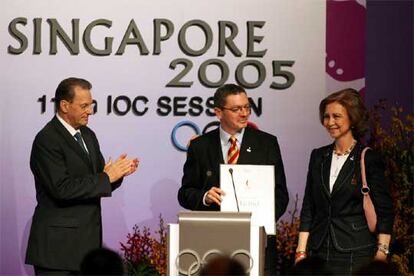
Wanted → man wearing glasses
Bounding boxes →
[178,83,289,274]
[26,77,138,275]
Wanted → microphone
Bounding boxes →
[228,168,240,212]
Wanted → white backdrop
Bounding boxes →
[1,1,328,274]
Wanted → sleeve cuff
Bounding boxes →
[202,191,211,206]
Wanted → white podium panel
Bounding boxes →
[168,211,266,276]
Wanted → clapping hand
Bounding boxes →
[104,154,139,183]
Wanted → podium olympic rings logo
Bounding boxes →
[175,248,253,275]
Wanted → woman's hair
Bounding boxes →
[319,88,369,139]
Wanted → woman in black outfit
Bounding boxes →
[295,89,394,275]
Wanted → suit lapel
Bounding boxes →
[51,117,93,170]
[331,145,358,196]
[81,128,98,173]
[238,127,254,164]
[320,144,333,198]
[211,129,224,164]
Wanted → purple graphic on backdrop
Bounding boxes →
[326,0,366,82]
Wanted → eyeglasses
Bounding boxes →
[70,102,96,111]
[221,105,251,114]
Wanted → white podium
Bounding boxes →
[168,211,266,276]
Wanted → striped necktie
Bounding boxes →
[74,132,88,155]
[227,136,239,164]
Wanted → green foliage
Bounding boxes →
[125,262,159,276]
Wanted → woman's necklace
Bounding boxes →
[334,140,357,156]
[331,140,357,178]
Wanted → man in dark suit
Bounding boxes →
[25,77,138,275]
[178,83,289,275]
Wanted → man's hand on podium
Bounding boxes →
[205,187,226,205]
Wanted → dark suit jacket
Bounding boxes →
[178,126,289,222]
[299,143,394,252]
[25,116,121,271]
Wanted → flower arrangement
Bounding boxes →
[276,193,301,274]
[368,100,414,275]
[120,215,167,276]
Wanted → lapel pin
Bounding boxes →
[351,174,357,185]
[247,147,251,152]
[350,156,354,161]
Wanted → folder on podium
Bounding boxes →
[168,211,266,276]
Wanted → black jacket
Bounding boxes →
[178,126,289,222]
[299,143,394,251]
[25,116,121,270]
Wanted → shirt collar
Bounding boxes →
[56,113,79,137]
[219,126,245,146]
